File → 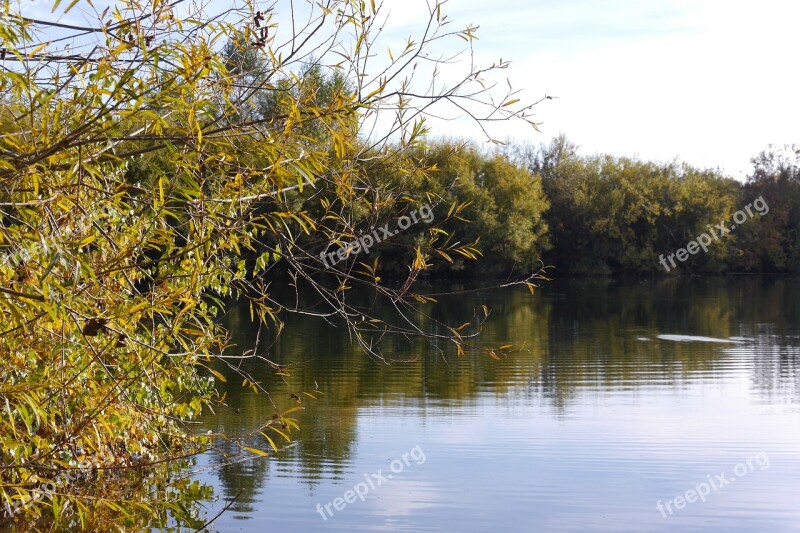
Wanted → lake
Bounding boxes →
[190,277,800,532]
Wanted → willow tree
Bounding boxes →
[0,0,545,528]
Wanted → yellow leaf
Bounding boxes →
[209,368,227,383]
[261,432,279,452]
[242,446,269,457]
[127,301,150,315]
[268,426,292,442]
[27,42,48,58]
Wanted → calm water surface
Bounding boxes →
[191,278,800,532]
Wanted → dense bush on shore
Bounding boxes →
[380,136,799,277]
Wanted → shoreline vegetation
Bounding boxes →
[414,136,798,278]
[259,134,800,280]
[0,0,797,531]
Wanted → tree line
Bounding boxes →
[362,135,800,277]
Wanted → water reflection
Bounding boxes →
[194,276,800,532]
